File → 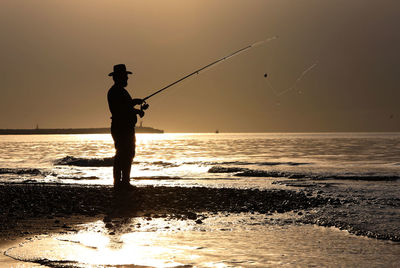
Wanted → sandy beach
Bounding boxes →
[1,183,399,267]
[0,183,325,266]
[0,182,327,236]
[2,0,400,265]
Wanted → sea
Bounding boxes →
[1,132,399,186]
[1,132,400,266]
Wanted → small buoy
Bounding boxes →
[264,73,268,78]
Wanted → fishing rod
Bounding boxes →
[141,36,278,107]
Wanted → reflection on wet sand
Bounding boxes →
[5,213,400,267]
[2,183,400,267]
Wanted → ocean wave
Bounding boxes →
[234,168,400,181]
[55,156,180,168]
[133,176,183,180]
[320,175,400,181]
[55,156,310,168]
[55,156,114,167]
[204,161,310,166]
[0,168,43,176]
[208,167,302,178]
[208,166,249,173]
[235,170,291,178]
[57,176,101,181]
[149,161,179,168]
[258,161,309,166]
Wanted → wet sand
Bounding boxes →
[3,213,400,267]
[0,183,325,266]
[0,182,328,235]
[1,183,399,267]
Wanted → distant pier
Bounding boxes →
[0,126,164,135]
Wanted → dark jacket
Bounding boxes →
[107,85,137,131]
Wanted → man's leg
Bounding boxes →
[121,133,135,186]
[113,152,122,186]
[121,156,132,185]
[112,130,123,188]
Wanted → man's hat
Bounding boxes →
[108,64,133,76]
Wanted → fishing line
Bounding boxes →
[266,61,318,97]
[265,79,280,96]
[143,36,278,101]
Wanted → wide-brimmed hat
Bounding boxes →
[108,64,133,76]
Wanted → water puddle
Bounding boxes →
[5,213,400,267]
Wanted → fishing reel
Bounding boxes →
[139,100,149,118]
[141,100,149,111]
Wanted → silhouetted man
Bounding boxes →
[107,64,145,190]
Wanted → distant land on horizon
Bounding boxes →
[0,126,164,135]
[0,127,399,135]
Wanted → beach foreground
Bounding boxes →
[0,183,327,236]
[1,183,400,267]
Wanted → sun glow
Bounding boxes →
[53,223,196,267]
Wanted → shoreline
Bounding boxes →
[0,182,326,265]
[1,182,399,242]
[1,182,399,266]
[0,183,326,236]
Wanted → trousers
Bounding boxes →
[111,126,135,186]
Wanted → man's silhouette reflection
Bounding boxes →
[107,64,145,190]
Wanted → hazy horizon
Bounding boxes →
[1,0,399,132]
[1,126,400,134]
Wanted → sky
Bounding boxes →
[1,0,399,132]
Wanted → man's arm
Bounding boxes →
[133,108,145,118]
[132,98,144,106]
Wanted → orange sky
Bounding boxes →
[1,0,399,132]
